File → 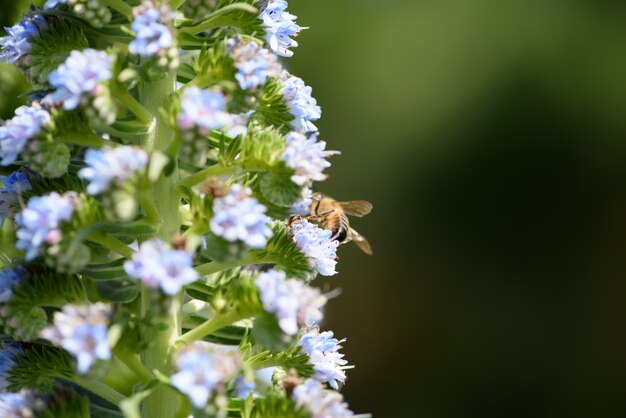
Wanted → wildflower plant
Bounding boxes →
[0,1,371,417]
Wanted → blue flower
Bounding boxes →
[210,184,273,249]
[0,267,25,304]
[227,36,282,90]
[178,87,233,135]
[260,0,302,58]
[292,379,354,418]
[256,269,326,335]
[124,239,199,295]
[40,302,112,374]
[0,390,46,417]
[78,146,148,195]
[290,218,338,276]
[291,187,312,216]
[0,11,48,65]
[171,343,240,408]
[0,172,32,224]
[233,377,257,398]
[280,71,321,134]
[43,0,67,9]
[129,7,173,57]
[283,132,338,186]
[0,342,24,390]
[15,192,75,261]
[299,327,349,390]
[48,49,113,110]
[0,105,51,166]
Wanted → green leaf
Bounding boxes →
[250,312,293,353]
[258,169,300,207]
[96,279,139,303]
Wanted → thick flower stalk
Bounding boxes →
[0,1,371,417]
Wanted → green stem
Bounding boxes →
[178,4,258,34]
[195,253,265,275]
[178,160,267,188]
[114,88,154,124]
[176,308,252,346]
[115,350,155,384]
[139,67,181,418]
[68,376,126,406]
[101,0,133,19]
[139,191,161,226]
[60,131,108,148]
[88,232,134,259]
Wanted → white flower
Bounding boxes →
[78,146,148,195]
[283,132,338,186]
[290,218,339,276]
[292,379,354,418]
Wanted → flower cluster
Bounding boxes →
[0,10,48,66]
[124,239,199,295]
[299,327,349,390]
[78,146,148,195]
[256,269,326,335]
[0,389,46,417]
[0,172,31,224]
[179,86,232,135]
[0,104,51,166]
[47,48,113,111]
[210,184,273,249]
[15,192,76,261]
[292,379,354,418]
[283,132,338,186]
[129,1,178,68]
[280,71,321,133]
[290,218,339,276]
[171,343,240,408]
[260,0,303,58]
[40,302,112,374]
[227,36,282,90]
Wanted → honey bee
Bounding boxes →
[309,192,373,255]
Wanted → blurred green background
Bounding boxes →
[5,1,626,417]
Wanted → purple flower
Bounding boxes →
[260,0,302,58]
[227,36,282,90]
[48,49,113,110]
[292,379,354,418]
[210,184,273,249]
[0,105,51,166]
[178,87,233,135]
[0,11,48,65]
[280,71,321,134]
[129,6,174,57]
[299,327,349,390]
[15,192,75,261]
[171,342,240,408]
[290,218,338,276]
[124,239,199,295]
[283,132,338,186]
[256,269,326,335]
[78,146,148,195]
[40,302,112,374]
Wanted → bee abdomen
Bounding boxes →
[331,218,350,243]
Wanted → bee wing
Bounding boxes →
[338,200,373,217]
[350,227,373,255]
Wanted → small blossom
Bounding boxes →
[0,267,25,304]
[210,184,273,249]
[299,327,349,390]
[78,146,148,195]
[0,172,32,224]
[280,71,321,134]
[291,187,312,216]
[260,0,303,58]
[256,269,326,335]
[290,218,338,276]
[227,36,282,90]
[129,1,178,68]
[283,132,338,186]
[179,87,233,135]
[224,110,253,138]
[171,342,240,408]
[0,342,25,390]
[0,105,51,166]
[124,239,199,295]
[15,192,75,261]
[0,389,46,418]
[48,49,113,110]
[292,379,354,418]
[40,302,112,374]
[0,11,48,65]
